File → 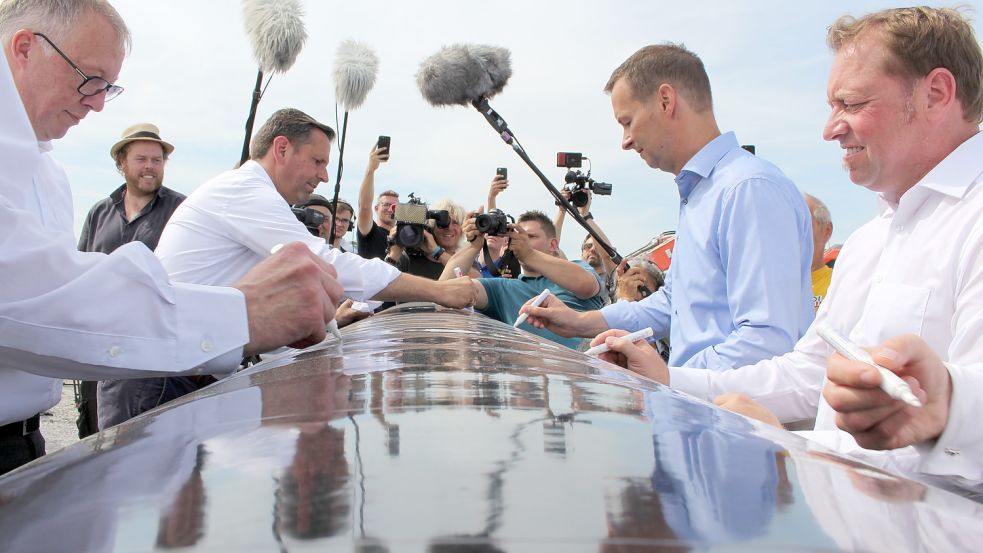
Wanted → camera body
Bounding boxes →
[292,206,325,237]
[394,193,450,249]
[475,209,512,236]
[564,170,613,208]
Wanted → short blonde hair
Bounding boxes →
[828,6,983,123]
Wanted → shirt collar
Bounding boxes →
[0,55,41,208]
[877,130,983,214]
[675,131,739,196]
[240,159,275,188]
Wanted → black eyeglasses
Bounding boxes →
[33,32,123,101]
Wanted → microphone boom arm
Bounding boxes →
[470,98,622,264]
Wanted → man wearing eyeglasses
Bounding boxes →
[0,0,345,475]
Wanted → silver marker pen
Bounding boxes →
[817,324,922,408]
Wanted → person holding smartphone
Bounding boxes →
[356,137,397,260]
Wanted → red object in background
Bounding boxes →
[646,233,676,272]
[823,244,842,267]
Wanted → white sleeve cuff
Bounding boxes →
[916,362,983,481]
[174,283,249,376]
[669,366,712,401]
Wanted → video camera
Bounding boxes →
[292,206,324,237]
[475,208,513,237]
[394,193,450,249]
[557,151,613,208]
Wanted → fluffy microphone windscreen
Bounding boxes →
[416,44,512,106]
[334,40,379,111]
[242,0,307,74]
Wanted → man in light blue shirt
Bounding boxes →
[521,43,813,370]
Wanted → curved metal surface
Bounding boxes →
[1,304,981,552]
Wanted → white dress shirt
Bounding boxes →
[0,58,248,425]
[155,161,399,300]
[669,131,983,480]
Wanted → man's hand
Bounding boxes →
[824,334,950,450]
[506,224,533,262]
[235,242,344,355]
[590,329,668,384]
[487,175,508,206]
[520,293,605,338]
[435,276,478,309]
[462,209,484,249]
[616,266,651,302]
[366,143,389,173]
[335,298,373,328]
[386,225,403,260]
[713,394,782,427]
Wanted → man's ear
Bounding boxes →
[271,135,291,163]
[657,83,677,117]
[921,67,958,124]
[8,30,38,71]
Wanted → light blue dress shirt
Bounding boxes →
[601,132,813,370]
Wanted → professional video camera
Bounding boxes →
[394,193,450,249]
[292,206,324,237]
[556,152,613,208]
[475,208,513,236]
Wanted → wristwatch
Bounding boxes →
[582,212,594,220]
[431,246,445,260]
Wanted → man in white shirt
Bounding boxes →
[109,108,474,430]
[0,0,342,475]
[591,6,983,482]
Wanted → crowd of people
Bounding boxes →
[0,0,980,499]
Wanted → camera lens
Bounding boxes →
[571,189,589,207]
[397,224,424,249]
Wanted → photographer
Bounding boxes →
[356,143,397,260]
[555,188,618,300]
[615,258,665,303]
[481,172,520,278]
[385,198,467,280]
[440,210,605,348]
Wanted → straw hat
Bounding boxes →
[109,123,174,159]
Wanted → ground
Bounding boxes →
[39,381,82,454]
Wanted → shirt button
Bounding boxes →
[108,346,122,358]
[201,339,213,352]
[681,198,689,205]
[944,447,960,456]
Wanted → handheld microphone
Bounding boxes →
[328,40,380,243]
[239,0,307,165]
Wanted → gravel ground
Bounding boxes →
[39,381,83,454]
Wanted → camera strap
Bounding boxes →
[482,241,501,278]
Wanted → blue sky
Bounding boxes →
[55,0,982,256]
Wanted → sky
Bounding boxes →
[54,0,982,257]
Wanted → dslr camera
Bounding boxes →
[475,209,513,236]
[394,193,450,249]
[557,151,614,208]
[292,206,325,237]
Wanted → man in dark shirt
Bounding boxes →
[75,123,185,437]
[356,143,397,259]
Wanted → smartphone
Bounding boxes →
[377,135,391,155]
[496,167,507,180]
